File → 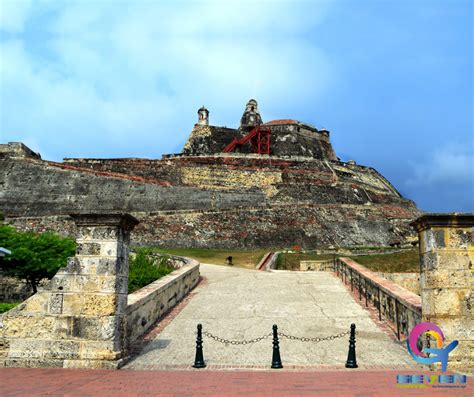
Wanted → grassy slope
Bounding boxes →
[276,249,420,273]
[348,249,420,273]
[139,247,268,269]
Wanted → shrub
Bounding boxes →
[128,250,174,293]
[0,302,19,314]
[0,224,76,293]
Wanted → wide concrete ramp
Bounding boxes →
[125,264,417,369]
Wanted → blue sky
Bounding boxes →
[1,0,472,212]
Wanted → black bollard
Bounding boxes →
[193,323,206,368]
[271,324,283,369]
[345,323,358,368]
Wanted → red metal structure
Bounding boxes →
[223,125,271,154]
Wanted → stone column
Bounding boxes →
[0,213,139,369]
[67,213,139,368]
[411,213,473,373]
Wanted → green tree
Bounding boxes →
[0,224,76,294]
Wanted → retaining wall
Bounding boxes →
[126,258,200,344]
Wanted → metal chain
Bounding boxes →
[203,331,272,345]
[202,329,352,345]
[277,330,351,343]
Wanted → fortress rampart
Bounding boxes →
[0,99,422,248]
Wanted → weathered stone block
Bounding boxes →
[62,294,84,315]
[71,316,120,340]
[75,257,100,274]
[1,358,64,368]
[96,257,122,275]
[8,339,44,359]
[82,294,117,316]
[1,316,55,338]
[0,338,10,357]
[422,269,470,289]
[22,293,49,314]
[53,316,72,339]
[50,274,74,292]
[74,275,117,293]
[79,340,121,360]
[76,242,101,256]
[89,226,120,241]
[62,358,120,369]
[100,242,118,257]
[420,251,471,272]
[447,228,472,249]
[421,288,465,316]
[43,340,80,360]
[48,293,64,314]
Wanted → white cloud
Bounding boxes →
[1,0,336,159]
[0,0,33,33]
[406,144,474,187]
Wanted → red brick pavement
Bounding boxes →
[0,368,471,396]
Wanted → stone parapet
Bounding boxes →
[125,258,200,344]
[336,257,422,340]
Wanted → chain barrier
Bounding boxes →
[277,330,350,343]
[203,331,273,345]
[193,323,358,369]
[202,329,351,345]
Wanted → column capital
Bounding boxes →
[411,213,474,232]
[70,213,139,232]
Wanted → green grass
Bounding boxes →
[276,253,335,270]
[0,302,19,314]
[128,250,175,293]
[275,248,420,272]
[348,249,420,273]
[137,247,269,269]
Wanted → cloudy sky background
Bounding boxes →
[1,0,472,212]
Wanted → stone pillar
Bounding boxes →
[0,213,139,368]
[67,213,139,367]
[411,213,473,373]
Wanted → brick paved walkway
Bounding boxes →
[125,264,417,370]
[1,368,471,396]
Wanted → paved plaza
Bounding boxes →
[125,264,417,370]
[2,264,472,396]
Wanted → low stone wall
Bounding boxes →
[300,260,334,271]
[264,252,278,271]
[336,257,422,340]
[376,272,420,295]
[126,258,200,344]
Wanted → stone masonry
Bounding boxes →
[0,99,422,249]
[411,213,474,373]
[0,213,139,369]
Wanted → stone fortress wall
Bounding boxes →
[1,144,420,248]
[0,99,422,249]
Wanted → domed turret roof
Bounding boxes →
[264,119,299,125]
